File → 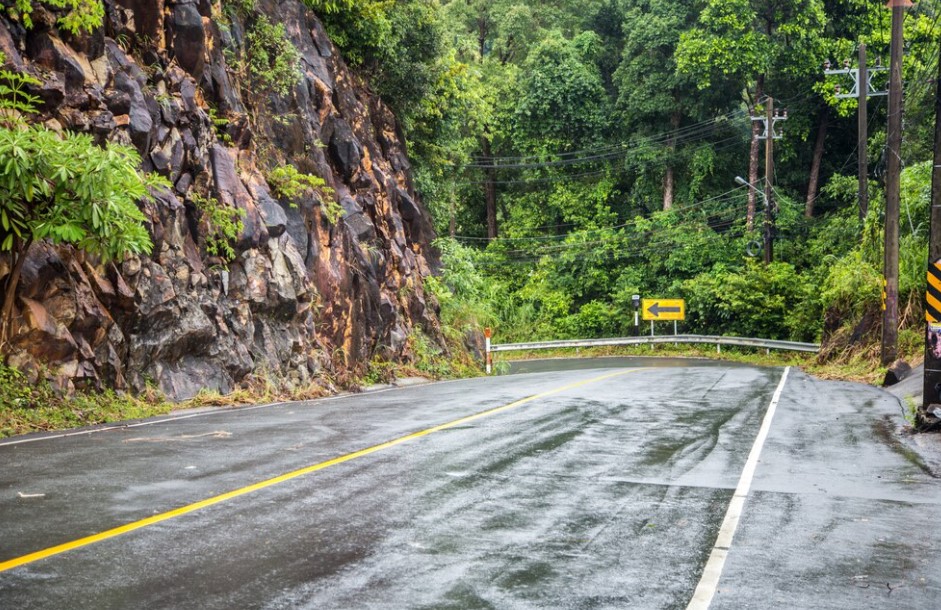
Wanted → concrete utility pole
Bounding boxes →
[750,98,787,263]
[824,46,888,221]
[882,0,910,366]
[922,29,941,425]
[859,45,870,220]
[764,98,774,264]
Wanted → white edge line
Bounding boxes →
[686,366,791,610]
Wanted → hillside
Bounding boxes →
[0,0,444,400]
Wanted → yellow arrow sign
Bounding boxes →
[642,298,686,321]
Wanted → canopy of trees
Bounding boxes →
[311,0,939,351]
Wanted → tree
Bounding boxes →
[0,124,166,344]
[513,31,610,153]
[614,0,716,210]
[676,0,827,227]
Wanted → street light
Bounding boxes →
[735,176,772,263]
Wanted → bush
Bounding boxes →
[190,191,244,263]
[683,261,817,340]
[558,300,624,338]
[246,16,302,96]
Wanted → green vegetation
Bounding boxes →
[6,0,104,35]
[266,164,343,223]
[246,15,302,97]
[0,364,173,437]
[190,191,244,264]
[316,0,941,379]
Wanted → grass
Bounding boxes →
[0,329,921,438]
[0,368,175,438]
[0,339,480,439]
[490,337,924,386]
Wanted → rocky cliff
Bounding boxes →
[0,0,444,399]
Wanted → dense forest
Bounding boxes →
[313,0,940,363]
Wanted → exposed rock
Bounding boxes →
[170,2,205,79]
[884,359,913,387]
[0,0,443,400]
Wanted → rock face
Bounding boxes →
[0,0,442,399]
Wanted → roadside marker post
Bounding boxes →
[484,327,492,375]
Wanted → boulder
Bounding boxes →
[171,2,206,79]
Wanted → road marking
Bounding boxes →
[0,380,448,448]
[687,366,791,610]
[0,368,641,573]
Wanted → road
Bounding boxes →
[0,358,939,609]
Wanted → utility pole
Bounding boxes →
[922,28,941,426]
[858,44,870,220]
[764,98,774,264]
[824,46,887,221]
[882,0,909,366]
[751,98,787,263]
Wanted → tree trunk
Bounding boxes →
[663,110,681,211]
[663,166,674,211]
[747,77,765,231]
[0,236,32,348]
[481,138,498,240]
[805,107,829,218]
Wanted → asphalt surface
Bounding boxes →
[0,358,938,609]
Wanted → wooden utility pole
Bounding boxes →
[923,29,941,424]
[882,0,909,366]
[764,97,774,264]
[858,43,870,220]
[825,48,887,220]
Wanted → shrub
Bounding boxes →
[246,16,302,96]
[683,261,816,340]
[190,192,244,263]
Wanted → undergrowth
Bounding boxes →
[0,365,173,437]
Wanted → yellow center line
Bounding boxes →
[0,367,643,573]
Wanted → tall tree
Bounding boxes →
[676,0,827,228]
[615,0,716,210]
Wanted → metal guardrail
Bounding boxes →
[489,334,820,354]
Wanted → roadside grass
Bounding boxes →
[0,338,482,438]
[0,365,174,438]
[0,333,920,438]
[490,338,923,386]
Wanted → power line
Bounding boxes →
[451,185,750,243]
[465,120,744,170]
[469,109,749,164]
[455,133,747,186]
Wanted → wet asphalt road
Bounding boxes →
[0,358,938,609]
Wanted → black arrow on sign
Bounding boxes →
[647,303,681,317]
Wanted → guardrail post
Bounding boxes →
[484,327,492,374]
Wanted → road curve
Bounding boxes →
[0,359,938,609]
